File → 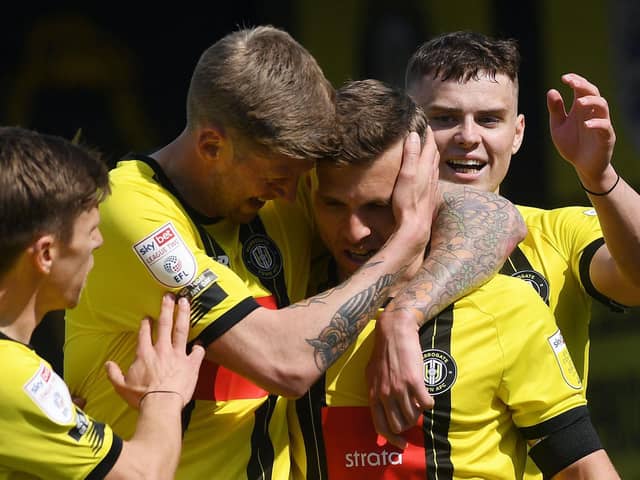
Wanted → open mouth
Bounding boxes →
[345,248,376,263]
[447,159,486,174]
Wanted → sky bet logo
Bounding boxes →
[133,222,196,288]
[345,450,403,468]
[155,226,175,246]
[137,227,175,256]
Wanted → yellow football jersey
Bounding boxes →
[290,260,588,479]
[65,155,311,479]
[1,334,121,479]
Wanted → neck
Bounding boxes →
[0,285,39,344]
[152,129,219,218]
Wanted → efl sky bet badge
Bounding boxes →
[422,349,457,395]
[548,330,582,390]
[133,222,196,287]
[242,233,283,280]
[511,269,550,304]
[24,363,74,424]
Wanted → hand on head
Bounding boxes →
[391,127,440,257]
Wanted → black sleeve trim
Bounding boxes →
[86,433,123,480]
[579,237,628,312]
[520,405,588,440]
[193,296,261,348]
[524,406,603,478]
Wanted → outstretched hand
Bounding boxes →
[547,73,616,184]
[105,293,205,409]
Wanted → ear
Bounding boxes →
[512,113,525,154]
[197,125,227,162]
[30,234,56,275]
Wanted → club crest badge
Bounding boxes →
[422,349,457,395]
[242,234,283,280]
[511,269,550,304]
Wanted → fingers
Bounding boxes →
[370,404,408,449]
[546,88,567,128]
[575,96,610,120]
[561,72,600,97]
[136,317,153,357]
[155,293,176,346]
[105,360,125,390]
[188,344,206,369]
[382,396,420,434]
[172,296,191,350]
[404,131,421,160]
[413,387,435,411]
[399,131,421,183]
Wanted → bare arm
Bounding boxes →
[548,72,640,306]
[551,450,620,479]
[105,294,205,479]
[365,183,526,446]
[205,130,437,397]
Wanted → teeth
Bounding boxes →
[348,249,374,259]
[447,159,485,173]
[448,159,484,167]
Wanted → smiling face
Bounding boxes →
[313,139,402,280]
[409,71,524,193]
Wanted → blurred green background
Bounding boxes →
[5,0,638,475]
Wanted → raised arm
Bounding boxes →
[205,130,437,397]
[547,72,640,306]
[105,294,205,480]
[366,181,526,447]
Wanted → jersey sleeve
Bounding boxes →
[534,206,617,302]
[77,163,259,345]
[0,347,122,479]
[493,279,587,428]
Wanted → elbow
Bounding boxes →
[510,208,527,245]
[265,364,318,398]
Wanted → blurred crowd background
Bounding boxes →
[3,0,638,475]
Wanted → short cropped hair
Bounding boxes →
[406,31,520,91]
[328,79,427,167]
[187,25,337,161]
[0,127,109,274]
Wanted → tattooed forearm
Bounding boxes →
[305,271,398,371]
[387,184,525,323]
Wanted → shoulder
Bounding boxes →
[465,273,547,308]
[518,204,599,227]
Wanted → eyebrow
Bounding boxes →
[427,104,510,116]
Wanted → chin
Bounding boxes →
[230,211,260,224]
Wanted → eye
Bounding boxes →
[429,114,457,126]
[477,115,502,126]
[318,197,344,208]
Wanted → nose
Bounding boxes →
[344,212,371,244]
[94,227,104,250]
[454,118,481,148]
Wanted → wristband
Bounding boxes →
[580,173,620,196]
[138,390,184,408]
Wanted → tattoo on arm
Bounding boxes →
[388,186,524,323]
[302,269,398,372]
